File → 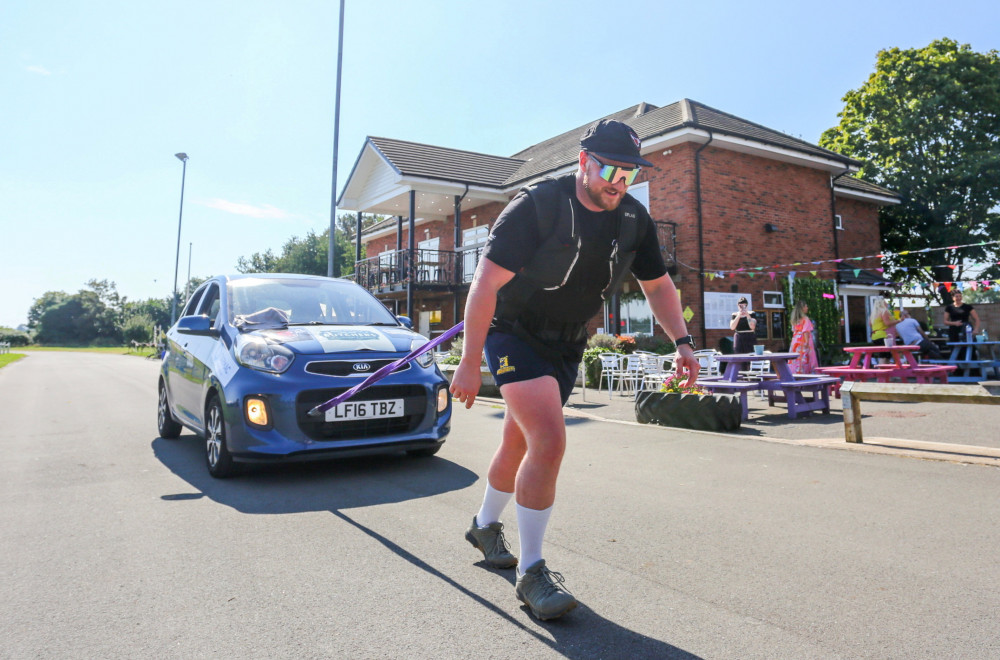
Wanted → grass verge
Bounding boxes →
[0,353,27,370]
[20,346,160,358]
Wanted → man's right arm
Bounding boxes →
[450,258,515,409]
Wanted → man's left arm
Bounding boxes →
[639,274,699,386]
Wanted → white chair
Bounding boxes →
[639,353,670,392]
[740,358,773,397]
[693,349,720,378]
[621,354,645,396]
[598,353,625,398]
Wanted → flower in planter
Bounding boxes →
[658,373,708,395]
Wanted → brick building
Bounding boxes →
[337,99,900,349]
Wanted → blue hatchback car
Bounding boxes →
[157,274,452,477]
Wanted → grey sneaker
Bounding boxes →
[515,559,578,620]
[465,516,518,569]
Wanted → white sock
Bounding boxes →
[476,482,513,527]
[516,502,552,574]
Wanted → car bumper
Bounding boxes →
[219,368,452,463]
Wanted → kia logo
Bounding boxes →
[352,362,371,372]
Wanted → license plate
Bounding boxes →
[325,398,403,422]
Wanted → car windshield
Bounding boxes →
[227,278,400,327]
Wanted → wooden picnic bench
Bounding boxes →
[841,381,1000,444]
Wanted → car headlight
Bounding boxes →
[235,335,294,374]
[411,337,434,368]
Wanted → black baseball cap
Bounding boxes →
[580,119,654,167]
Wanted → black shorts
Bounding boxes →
[484,331,580,406]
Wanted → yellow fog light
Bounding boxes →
[437,387,449,413]
[245,397,270,427]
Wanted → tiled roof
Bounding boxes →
[367,136,522,187]
[833,174,899,198]
[363,100,871,191]
[504,103,657,185]
[502,99,861,187]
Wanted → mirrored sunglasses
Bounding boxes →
[588,152,640,186]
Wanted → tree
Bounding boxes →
[236,213,384,277]
[28,291,69,330]
[820,38,1000,298]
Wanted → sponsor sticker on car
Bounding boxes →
[325,398,403,422]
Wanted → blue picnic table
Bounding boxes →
[925,340,1000,383]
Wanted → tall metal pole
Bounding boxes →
[170,153,188,325]
[327,0,345,277]
[184,242,192,303]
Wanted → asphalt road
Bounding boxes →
[2,352,1000,659]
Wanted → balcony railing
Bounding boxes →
[353,247,485,291]
[352,221,675,293]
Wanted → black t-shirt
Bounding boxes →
[483,178,666,323]
[945,303,973,325]
[731,313,753,332]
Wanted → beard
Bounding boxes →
[582,172,624,211]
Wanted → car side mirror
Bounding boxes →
[396,315,413,329]
[177,315,220,337]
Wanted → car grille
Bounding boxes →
[295,385,427,441]
[305,359,410,377]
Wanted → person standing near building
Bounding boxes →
[788,300,819,374]
[730,296,757,353]
[450,119,699,620]
[943,291,980,343]
[869,297,899,346]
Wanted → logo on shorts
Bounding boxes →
[496,355,515,375]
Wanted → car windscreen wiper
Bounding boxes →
[286,321,326,326]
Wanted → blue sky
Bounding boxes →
[2,0,998,329]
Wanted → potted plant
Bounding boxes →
[635,374,742,432]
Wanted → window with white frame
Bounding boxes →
[835,214,844,230]
[762,291,784,309]
[461,225,489,282]
[628,181,649,210]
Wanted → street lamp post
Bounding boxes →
[327,0,345,278]
[184,242,193,303]
[170,153,188,325]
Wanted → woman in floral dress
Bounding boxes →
[788,300,818,374]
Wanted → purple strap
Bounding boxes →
[306,321,465,417]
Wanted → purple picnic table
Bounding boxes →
[699,352,839,420]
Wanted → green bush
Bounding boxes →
[587,333,619,350]
[122,314,154,344]
[633,334,675,354]
[0,330,32,347]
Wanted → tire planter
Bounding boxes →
[635,391,742,432]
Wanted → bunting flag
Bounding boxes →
[698,238,999,278]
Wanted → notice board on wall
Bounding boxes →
[703,292,754,329]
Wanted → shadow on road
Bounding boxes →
[152,434,478,514]
[153,435,702,658]
[334,510,703,660]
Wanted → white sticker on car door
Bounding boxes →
[211,342,239,387]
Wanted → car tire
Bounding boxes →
[407,445,442,458]
[157,380,183,439]
[205,395,237,479]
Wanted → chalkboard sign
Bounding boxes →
[753,312,768,339]
[771,311,785,339]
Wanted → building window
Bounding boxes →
[604,297,654,335]
[628,181,650,211]
[753,310,785,341]
[835,214,844,230]
[461,225,489,283]
[762,291,784,309]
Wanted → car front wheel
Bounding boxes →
[205,396,237,478]
[157,380,183,439]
